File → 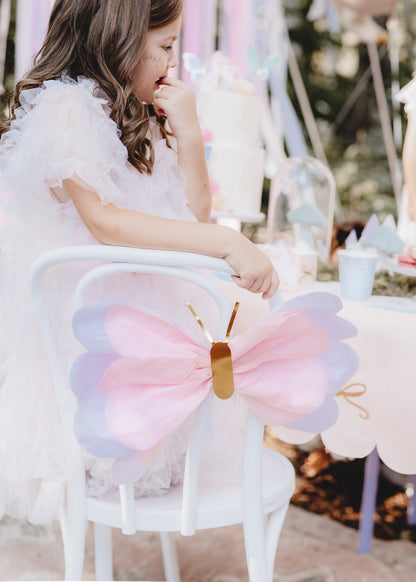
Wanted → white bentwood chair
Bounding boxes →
[30,245,295,582]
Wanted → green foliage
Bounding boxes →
[0,0,16,118]
[283,0,416,223]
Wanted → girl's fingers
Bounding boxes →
[231,274,244,288]
[231,274,258,292]
[231,269,279,298]
[153,104,166,117]
[248,274,267,294]
[159,77,182,88]
[155,84,173,96]
[262,270,280,299]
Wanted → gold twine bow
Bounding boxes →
[298,266,314,284]
[187,302,240,400]
[336,382,369,420]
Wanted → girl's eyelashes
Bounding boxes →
[162,46,172,52]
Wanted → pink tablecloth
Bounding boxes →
[274,282,416,475]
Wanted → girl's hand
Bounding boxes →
[154,77,211,223]
[223,230,280,300]
[153,77,200,142]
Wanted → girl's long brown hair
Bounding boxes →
[0,0,183,174]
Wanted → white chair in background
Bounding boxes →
[266,156,336,261]
[30,245,295,582]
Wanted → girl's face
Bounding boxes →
[132,16,182,104]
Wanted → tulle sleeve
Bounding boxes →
[0,77,129,206]
[397,76,416,116]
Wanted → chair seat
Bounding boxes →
[86,448,295,532]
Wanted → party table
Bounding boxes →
[274,282,416,552]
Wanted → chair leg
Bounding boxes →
[160,531,181,582]
[94,523,113,581]
[59,502,87,580]
[243,514,269,582]
[58,461,88,580]
[358,448,380,554]
[243,414,269,582]
[265,502,290,580]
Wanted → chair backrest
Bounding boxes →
[266,156,336,261]
[29,245,266,536]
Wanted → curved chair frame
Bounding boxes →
[30,245,295,582]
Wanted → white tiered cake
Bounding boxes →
[186,53,265,219]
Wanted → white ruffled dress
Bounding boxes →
[0,75,243,524]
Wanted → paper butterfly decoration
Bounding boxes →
[248,46,278,81]
[70,292,358,484]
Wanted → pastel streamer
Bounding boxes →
[182,0,203,84]
[70,292,358,484]
[181,0,216,84]
[202,0,217,65]
[259,0,310,159]
[308,0,340,33]
[220,0,254,76]
[15,0,52,81]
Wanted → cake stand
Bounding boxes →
[211,210,265,232]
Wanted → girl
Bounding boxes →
[397,77,416,243]
[0,0,279,523]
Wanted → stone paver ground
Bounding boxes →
[1,505,416,581]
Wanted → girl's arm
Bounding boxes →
[154,78,212,223]
[65,179,279,299]
[403,113,416,221]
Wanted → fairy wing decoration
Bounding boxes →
[182,52,205,82]
[70,292,358,483]
[248,46,278,81]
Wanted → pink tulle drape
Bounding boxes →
[219,0,254,76]
[181,0,217,83]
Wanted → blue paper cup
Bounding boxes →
[338,249,378,301]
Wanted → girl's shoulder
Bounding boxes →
[17,74,112,121]
[0,75,128,207]
[397,76,416,115]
